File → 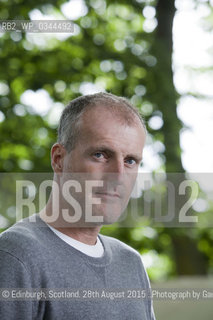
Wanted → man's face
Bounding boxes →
[60,106,146,225]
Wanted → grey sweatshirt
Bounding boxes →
[0,214,155,319]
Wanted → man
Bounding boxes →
[0,92,156,319]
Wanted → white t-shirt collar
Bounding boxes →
[47,224,104,258]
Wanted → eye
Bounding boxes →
[91,150,109,162]
[93,152,105,159]
[125,158,136,165]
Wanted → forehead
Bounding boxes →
[80,104,143,131]
[77,105,145,148]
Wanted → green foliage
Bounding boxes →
[0,0,212,280]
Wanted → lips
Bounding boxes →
[94,192,121,198]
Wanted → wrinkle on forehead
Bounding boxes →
[68,105,146,156]
[75,108,146,154]
[80,104,144,131]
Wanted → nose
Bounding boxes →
[108,157,124,173]
[105,157,125,185]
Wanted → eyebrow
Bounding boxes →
[85,145,143,162]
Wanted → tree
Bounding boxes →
[0,0,211,279]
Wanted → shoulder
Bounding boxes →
[0,215,47,261]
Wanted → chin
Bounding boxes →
[91,203,125,225]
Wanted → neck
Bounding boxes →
[39,197,102,246]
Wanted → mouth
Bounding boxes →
[94,192,121,199]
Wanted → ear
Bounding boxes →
[51,143,67,173]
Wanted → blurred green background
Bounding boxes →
[0,0,213,318]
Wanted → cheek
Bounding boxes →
[125,174,137,193]
[64,156,90,173]
[80,161,108,176]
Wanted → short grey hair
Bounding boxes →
[57,92,146,153]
